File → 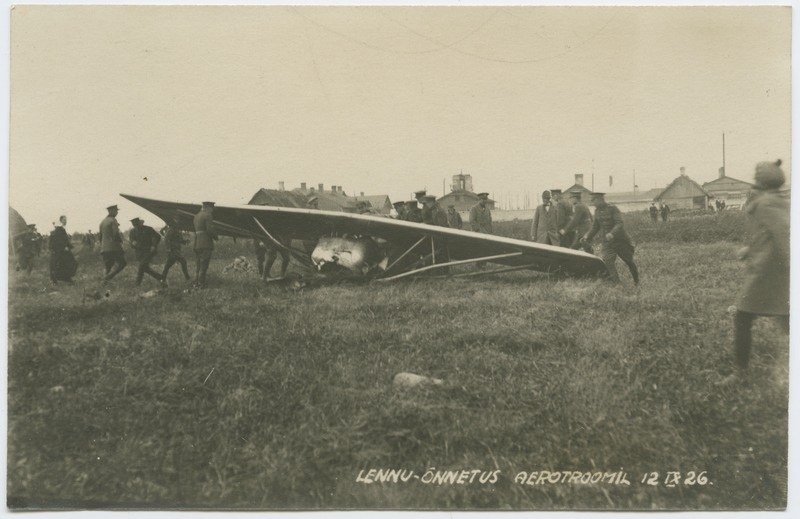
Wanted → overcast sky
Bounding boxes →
[8,4,791,231]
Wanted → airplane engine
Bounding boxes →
[311,236,389,275]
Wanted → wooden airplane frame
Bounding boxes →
[121,194,608,281]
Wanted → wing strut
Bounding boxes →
[377,235,428,277]
[374,251,524,282]
[251,216,315,267]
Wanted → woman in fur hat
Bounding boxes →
[723,159,789,384]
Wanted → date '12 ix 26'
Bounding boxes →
[641,471,710,487]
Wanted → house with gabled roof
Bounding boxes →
[702,168,753,209]
[655,167,712,210]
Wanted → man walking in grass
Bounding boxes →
[161,223,191,282]
[581,192,639,285]
[469,192,493,234]
[129,217,165,286]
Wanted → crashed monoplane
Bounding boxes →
[120,194,607,281]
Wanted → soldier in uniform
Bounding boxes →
[193,201,218,288]
[99,204,127,282]
[469,192,493,234]
[405,200,423,223]
[392,201,407,220]
[129,217,165,286]
[660,202,670,221]
[560,191,594,253]
[161,223,191,282]
[531,190,558,245]
[414,190,433,224]
[581,192,639,285]
[446,204,462,229]
[421,195,449,227]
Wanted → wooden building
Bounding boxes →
[702,169,753,209]
[655,168,712,210]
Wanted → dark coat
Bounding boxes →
[193,209,218,250]
[737,190,789,315]
[585,203,632,246]
[469,204,493,234]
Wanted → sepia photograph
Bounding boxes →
[4,1,793,512]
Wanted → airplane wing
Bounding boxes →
[120,193,607,279]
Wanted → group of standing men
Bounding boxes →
[99,201,219,288]
[532,189,639,285]
[649,202,671,222]
[390,189,491,234]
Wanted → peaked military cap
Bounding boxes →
[130,217,143,224]
[589,192,606,198]
[550,189,562,194]
[414,189,427,196]
[202,201,215,207]
[476,192,489,198]
[392,201,405,207]
[422,195,437,202]
[106,204,119,211]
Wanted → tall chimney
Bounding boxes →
[301,182,307,190]
[680,167,686,176]
[575,174,584,186]
[278,181,285,191]
[719,167,725,179]
[318,183,324,192]
[331,185,337,193]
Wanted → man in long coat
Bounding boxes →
[446,205,463,229]
[193,201,218,288]
[531,190,559,245]
[99,204,127,282]
[469,192,493,234]
[722,159,789,384]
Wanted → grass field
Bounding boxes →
[6,211,789,510]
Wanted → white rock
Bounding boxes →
[393,372,443,389]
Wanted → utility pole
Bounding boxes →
[722,132,726,177]
[633,169,636,192]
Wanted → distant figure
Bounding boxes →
[469,192,493,234]
[550,189,572,248]
[531,190,558,245]
[49,215,77,284]
[307,196,319,210]
[446,205,462,229]
[421,195,449,227]
[392,201,407,220]
[405,200,423,223]
[660,202,670,221]
[723,160,789,385]
[129,217,165,286]
[83,230,96,249]
[649,203,659,222]
[161,224,191,282]
[581,192,639,285]
[99,204,127,282]
[193,201,218,288]
[560,190,593,253]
